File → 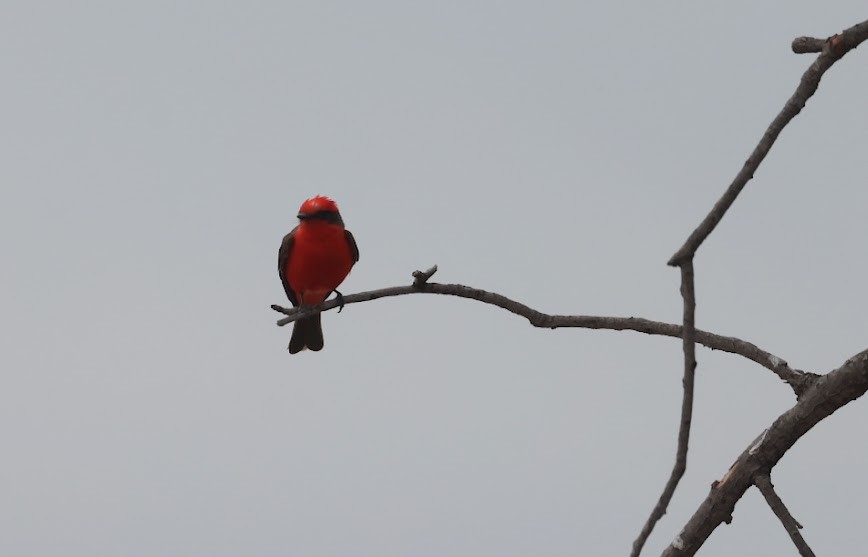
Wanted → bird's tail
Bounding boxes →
[289,314,324,354]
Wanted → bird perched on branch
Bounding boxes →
[278,196,359,354]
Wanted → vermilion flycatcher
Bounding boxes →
[278,196,359,354]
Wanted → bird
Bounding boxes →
[278,195,359,354]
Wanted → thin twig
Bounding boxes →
[754,474,815,557]
[271,277,814,394]
[631,262,698,556]
[791,36,826,54]
[661,350,868,556]
[412,264,438,286]
[668,18,868,266]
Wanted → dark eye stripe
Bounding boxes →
[306,210,344,225]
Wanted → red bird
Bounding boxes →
[278,196,359,354]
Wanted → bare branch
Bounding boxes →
[660,349,868,556]
[668,18,868,267]
[631,262,698,556]
[654,18,868,554]
[271,275,815,394]
[754,474,815,557]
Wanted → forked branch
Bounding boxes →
[641,17,868,557]
[668,18,868,267]
[660,350,868,556]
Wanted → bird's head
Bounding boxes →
[297,195,344,225]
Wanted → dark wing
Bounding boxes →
[278,227,299,307]
[345,229,360,264]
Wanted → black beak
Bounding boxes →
[297,213,309,220]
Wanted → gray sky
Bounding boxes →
[2,2,867,556]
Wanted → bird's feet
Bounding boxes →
[333,290,346,313]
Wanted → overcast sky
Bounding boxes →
[2,2,867,556]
